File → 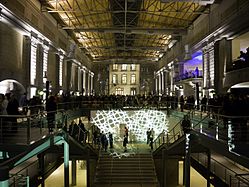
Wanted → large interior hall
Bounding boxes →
[0,0,249,187]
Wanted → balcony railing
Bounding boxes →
[174,70,203,82]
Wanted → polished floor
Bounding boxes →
[38,161,87,187]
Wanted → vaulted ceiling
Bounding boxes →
[40,0,213,63]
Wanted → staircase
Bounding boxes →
[93,153,159,187]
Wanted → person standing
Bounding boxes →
[19,92,28,114]
[123,135,128,152]
[146,128,151,144]
[0,94,8,115]
[46,95,57,133]
[180,95,184,112]
[6,93,19,132]
[151,128,155,139]
[181,115,191,134]
[201,95,207,113]
[149,136,153,151]
[124,126,129,142]
[109,132,113,149]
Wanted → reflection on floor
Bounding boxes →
[178,161,214,187]
[38,161,86,187]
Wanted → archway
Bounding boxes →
[0,79,25,99]
[229,82,249,95]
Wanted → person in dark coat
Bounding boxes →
[201,95,207,113]
[146,128,151,144]
[78,120,87,143]
[149,137,153,150]
[180,95,184,112]
[6,92,19,132]
[181,115,191,134]
[123,135,128,152]
[46,96,57,133]
[109,132,113,149]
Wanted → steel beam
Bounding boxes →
[83,46,167,51]
[160,0,215,5]
[43,7,209,14]
[92,58,158,63]
[62,27,187,35]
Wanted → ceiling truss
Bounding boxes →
[40,0,211,63]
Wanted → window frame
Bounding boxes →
[112,74,118,84]
[121,64,127,71]
[121,74,127,84]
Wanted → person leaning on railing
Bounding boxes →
[181,115,191,134]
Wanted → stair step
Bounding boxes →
[95,172,155,175]
[95,178,158,182]
[96,170,155,173]
[97,165,154,167]
[94,153,158,187]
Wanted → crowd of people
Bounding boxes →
[1,90,248,142]
[0,92,22,132]
[231,47,249,71]
[67,119,88,143]
[174,67,202,82]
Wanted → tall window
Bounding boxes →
[131,88,136,95]
[121,74,127,84]
[121,64,127,71]
[131,74,136,84]
[130,64,136,71]
[59,55,64,86]
[115,88,124,95]
[43,45,49,84]
[112,74,117,84]
[113,64,118,71]
[30,37,38,85]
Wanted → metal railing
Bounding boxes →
[21,99,224,114]
[8,159,38,187]
[152,109,249,186]
[192,152,249,187]
[0,109,65,145]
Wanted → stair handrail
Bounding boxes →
[153,110,212,150]
[153,117,183,150]
[192,152,249,186]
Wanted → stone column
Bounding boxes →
[88,71,91,95]
[83,69,86,95]
[164,70,168,95]
[90,73,94,95]
[184,134,191,187]
[155,75,158,94]
[66,60,72,91]
[161,71,164,95]
[215,39,232,94]
[158,72,162,95]
[72,159,77,186]
[78,67,81,92]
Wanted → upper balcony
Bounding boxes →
[174,70,203,83]
[224,60,249,88]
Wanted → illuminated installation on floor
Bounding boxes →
[92,109,168,142]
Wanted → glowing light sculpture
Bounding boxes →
[92,109,168,142]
